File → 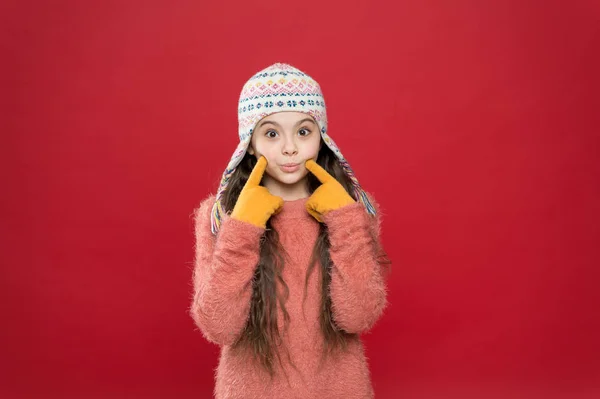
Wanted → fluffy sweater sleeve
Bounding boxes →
[189,195,266,346]
[323,192,388,334]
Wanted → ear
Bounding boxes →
[247,145,255,156]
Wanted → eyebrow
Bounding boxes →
[258,118,316,128]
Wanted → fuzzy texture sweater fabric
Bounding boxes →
[190,192,388,399]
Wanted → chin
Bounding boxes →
[276,175,305,185]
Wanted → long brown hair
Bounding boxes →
[220,140,391,379]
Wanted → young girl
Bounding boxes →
[189,63,391,398]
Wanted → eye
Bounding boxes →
[265,130,278,138]
[298,127,312,136]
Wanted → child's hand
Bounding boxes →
[304,159,355,223]
[231,156,284,228]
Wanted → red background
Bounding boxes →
[2,0,599,398]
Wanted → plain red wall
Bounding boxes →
[2,0,599,398]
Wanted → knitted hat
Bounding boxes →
[210,62,376,234]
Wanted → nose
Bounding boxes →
[282,138,298,156]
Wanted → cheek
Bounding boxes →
[254,146,277,162]
[252,144,278,168]
[303,138,321,160]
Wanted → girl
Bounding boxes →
[189,63,391,398]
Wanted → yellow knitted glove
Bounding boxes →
[305,159,356,223]
[231,156,284,228]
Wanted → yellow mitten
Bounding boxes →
[231,156,284,228]
[305,159,356,223]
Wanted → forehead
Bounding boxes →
[258,111,316,125]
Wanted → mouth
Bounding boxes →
[279,163,301,173]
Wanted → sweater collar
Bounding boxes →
[272,196,312,220]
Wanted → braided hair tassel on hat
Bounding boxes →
[210,62,376,235]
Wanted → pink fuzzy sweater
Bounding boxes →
[189,193,388,399]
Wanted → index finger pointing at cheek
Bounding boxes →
[305,159,333,184]
[246,156,268,188]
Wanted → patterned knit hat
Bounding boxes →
[210,62,376,234]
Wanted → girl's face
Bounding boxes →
[248,111,322,199]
